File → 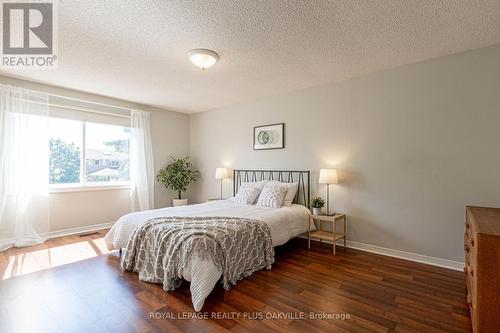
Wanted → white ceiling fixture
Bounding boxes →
[188,49,219,70]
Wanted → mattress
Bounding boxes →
[104,199,312,310]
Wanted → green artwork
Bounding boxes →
[257,130,270,144]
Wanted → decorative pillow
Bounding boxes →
[267,181,298,207]
[256,183,288,208]
[240,180,267,191]
[234,183,263,205]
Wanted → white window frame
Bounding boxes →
[49,120,131,193]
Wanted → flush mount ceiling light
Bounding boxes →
[188,48,219,70]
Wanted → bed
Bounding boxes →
[104,170,312,311]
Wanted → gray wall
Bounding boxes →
[190,44,500,262]
[0,75,190,232]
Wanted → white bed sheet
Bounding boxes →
[104,200,312,311]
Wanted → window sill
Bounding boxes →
[49,183,131,193]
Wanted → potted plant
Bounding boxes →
[156,156,199,206]
[310,197,325,215]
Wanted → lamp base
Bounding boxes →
[323,211,335,216]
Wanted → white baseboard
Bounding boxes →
[345,240,464,271]
[300,235,464,271]
[48,222,115,239]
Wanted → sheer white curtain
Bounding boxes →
[130,110,154,211]
[0,85,50,251]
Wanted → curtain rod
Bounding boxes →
[6,96,132,119]
[50,103,131,119]
[2,83,151,117]
[45,92,141,114]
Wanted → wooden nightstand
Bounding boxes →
[308,213,347,255]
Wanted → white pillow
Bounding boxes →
[267,181,298,207]
[241,180,267,191]
[256,183,288,208]
[234,181,267,205]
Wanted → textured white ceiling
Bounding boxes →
[2,0,500,113]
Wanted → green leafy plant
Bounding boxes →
[49,138,81,184]
[156,156,199,199]
[311,197,326,208]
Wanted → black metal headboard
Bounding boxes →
[233,169,310,207]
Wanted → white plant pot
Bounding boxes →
[312,207,323,215]
[172,199,188,207]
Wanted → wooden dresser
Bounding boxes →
[464,206,500,332]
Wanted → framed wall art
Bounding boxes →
[253,123,284,150]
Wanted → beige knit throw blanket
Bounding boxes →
[121,216,274,290]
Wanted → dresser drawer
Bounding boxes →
[464,230,477,267]
[465,263,476,306]
[465,206,500,332]
[464,215,478,320]
[465,212,477,241]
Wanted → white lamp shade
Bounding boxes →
[215,167,229,179]
[318,169,338,184]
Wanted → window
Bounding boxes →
[85,123,130,183]
[49,118,82,185]
[49,119,130,187]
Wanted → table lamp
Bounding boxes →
[318,168,338,216]
[215,168,229,199]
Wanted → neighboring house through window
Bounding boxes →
[49,118,130,186]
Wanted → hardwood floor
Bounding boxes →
[0,233,471,333]
[0,229,111,280]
